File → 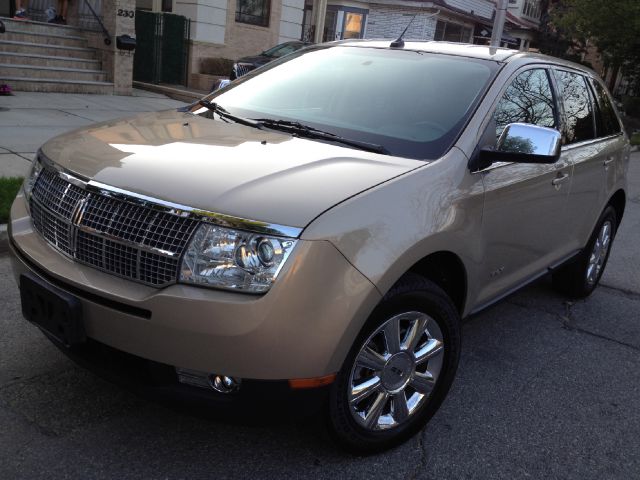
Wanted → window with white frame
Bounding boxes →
[522,0,541,20]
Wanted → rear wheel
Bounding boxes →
[553,206,617,298]
[328,275,461,453]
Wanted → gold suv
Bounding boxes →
[9,41,631,452]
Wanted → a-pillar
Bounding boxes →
[101,0,136,95]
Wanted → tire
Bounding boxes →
[552,205,617,299]
[328,274,461,453]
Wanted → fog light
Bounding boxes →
[209,374,241,394]
[176,367,241,394]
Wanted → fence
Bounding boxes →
[133,11,191,86]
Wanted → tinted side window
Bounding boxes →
[494,68,556,138]
[555,71,595,144]
[590,79,622,137]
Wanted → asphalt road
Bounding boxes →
[1,154,639,479]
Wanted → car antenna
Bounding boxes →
[389,10,440,48]
[390,15,416,48]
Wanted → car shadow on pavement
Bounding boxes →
[2,272,639,479]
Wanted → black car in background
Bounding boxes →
[229,41,310,80]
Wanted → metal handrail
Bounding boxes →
[83,0,111,45]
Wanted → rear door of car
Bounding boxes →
[476,66,574,305]
[553,68,624,251]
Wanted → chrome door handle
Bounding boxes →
[604,157,615,166]
[552,173,570,186]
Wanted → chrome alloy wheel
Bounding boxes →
[348,311,445,431]
[586,220,612,286]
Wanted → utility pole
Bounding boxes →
[490,0,508,48]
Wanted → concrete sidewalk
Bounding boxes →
[0,89,187,178]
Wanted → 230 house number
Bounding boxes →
[117,9,135,18]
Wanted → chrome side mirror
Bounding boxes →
[497,123,561,159]
[477,123,562,170]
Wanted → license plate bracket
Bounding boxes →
[19,273,85,347]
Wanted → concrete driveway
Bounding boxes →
[0,90,185,177]
[0,91,639,478]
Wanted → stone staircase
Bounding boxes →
[0,17,113,94]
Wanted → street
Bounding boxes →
[0,90,639,478]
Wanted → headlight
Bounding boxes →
[23,154,43,202]
[179,224,297,293]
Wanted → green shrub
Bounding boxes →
[200,58,234,75]
[0,177,23,224]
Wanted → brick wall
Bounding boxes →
[365,5,437,41]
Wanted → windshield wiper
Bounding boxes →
[198,100,263,129]
[253,118,389,155]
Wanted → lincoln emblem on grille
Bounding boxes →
[69,196,88,253]
[71,197,88,226]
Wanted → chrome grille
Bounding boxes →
[235,63,256,78]
[30,169,199,287]
[33,169,85,219]
[30,199,74,256]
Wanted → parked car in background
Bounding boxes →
[229,40,309,80]
[9,41,630,453]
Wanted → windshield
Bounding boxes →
[204,46,498,159]
[262,42,303,58]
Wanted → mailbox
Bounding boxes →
[116,34,136,51]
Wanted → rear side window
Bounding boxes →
[494,68,556,138]
[590,79,622,137]
[554,71,595,144]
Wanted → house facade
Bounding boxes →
[300,0,545,49]
[0,0,547,94]
[135,0,544,80]
[505,0,543,50]
[134,0,304,83]
[163,0,546,88]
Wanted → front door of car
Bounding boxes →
[476,68,574,305]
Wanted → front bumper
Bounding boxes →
[9,192,381,381]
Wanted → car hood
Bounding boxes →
[41,110,424,229]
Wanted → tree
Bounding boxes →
[550,0,640,91]
[500,135,535,154]
[537,1,584,64]
[546,0,640,91]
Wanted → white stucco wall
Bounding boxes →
[279,0,305,43]
[174,0,227,44]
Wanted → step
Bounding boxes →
[0,64,107,82]
[0,16,86,37]
[0,76,114,94]
[0,40,98,60]
[0,51,101,70]
[2,30,88,49]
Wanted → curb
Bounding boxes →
[132,81,204,104]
